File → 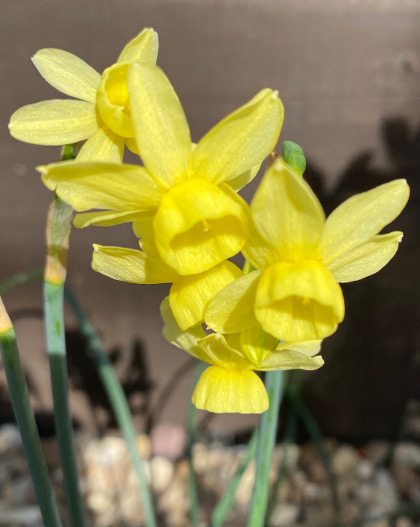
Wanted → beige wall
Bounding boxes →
[1,0,419,438]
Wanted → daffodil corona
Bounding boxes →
[161,298,323,413]
[205,158,409,343]
[9,29,159,162]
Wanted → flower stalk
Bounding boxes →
[247,370,285,527]
[44,144,87,527]
[0,298,63,527]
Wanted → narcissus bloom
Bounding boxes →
[205,158,409,343]
[161,298,323,413]
[9,29,158,162]
[40,63,284,277]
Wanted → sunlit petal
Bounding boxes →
[226,163,261,192]
[205,270,261,334]
[92,245,178,284]
[250,158,325,259]
[117,28,159,64]
[77,126,124,162]
[32,49,101,103]
[330,232,403,283]
[160,298,206,359]
[39,161,163,212]
[169,261,242,330]
[259,349,324,371]
[192,366,268,413]
[9,100,98,145]
[320,179,409,264]
[276,339,322,357]
[128,62,192,187]
[74,210,144,229]
[193,89,283,185]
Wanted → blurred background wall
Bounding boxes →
[1,0,419,440]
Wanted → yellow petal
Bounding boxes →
[242,216,279,271]
[258,349,324,371]
[205,270,261,334]
[96,63,135,138]
[169,261,243,330]
[74,210,144,229]
[9,100,98,145]
[193,89,283,185]
[77,126,124,162]
[39,161,163,212]
[160,297,207,359]
[329,232,403,283]
[32,48,101,103]
[192,366,268,414]
[320,179,409,264]
[128,62,192,187]
[196,333,251,369]
[255,260,344,342]
[92,245,178,284]
[117,28,159,64]
[153,180,249,275]
[276,339,322,357]
[235,327,279,366]
[125,137,139,155]
[226,163,261,192]
[250,158,325,261]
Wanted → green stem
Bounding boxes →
[209,429,259,527]
[186,362,207,527]
[43,144,86,527]
[44,280,86,527]
[0,327,63,527]
[247,370,285,527]
[64,287,157,527]
[0,268,43,296]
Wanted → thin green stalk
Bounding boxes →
[44,143,86,527]
[209,429,259,527]
[0,267,43,296]
[186,361,207,527]
[0,300,62,527]
[247,370,285,527]
[64,287,157,527]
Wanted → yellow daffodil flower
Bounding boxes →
[205,158,409,342]
[161,298,323,413]
[39,63,284,277]
[9,29,158,162]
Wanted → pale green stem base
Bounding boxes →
[0,329,62,527]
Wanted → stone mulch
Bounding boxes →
[0,419,420,527]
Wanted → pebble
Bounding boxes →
[393,442,420,469]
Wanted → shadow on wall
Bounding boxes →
[0,117,419,442]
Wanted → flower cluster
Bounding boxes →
[9,29,409,413]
